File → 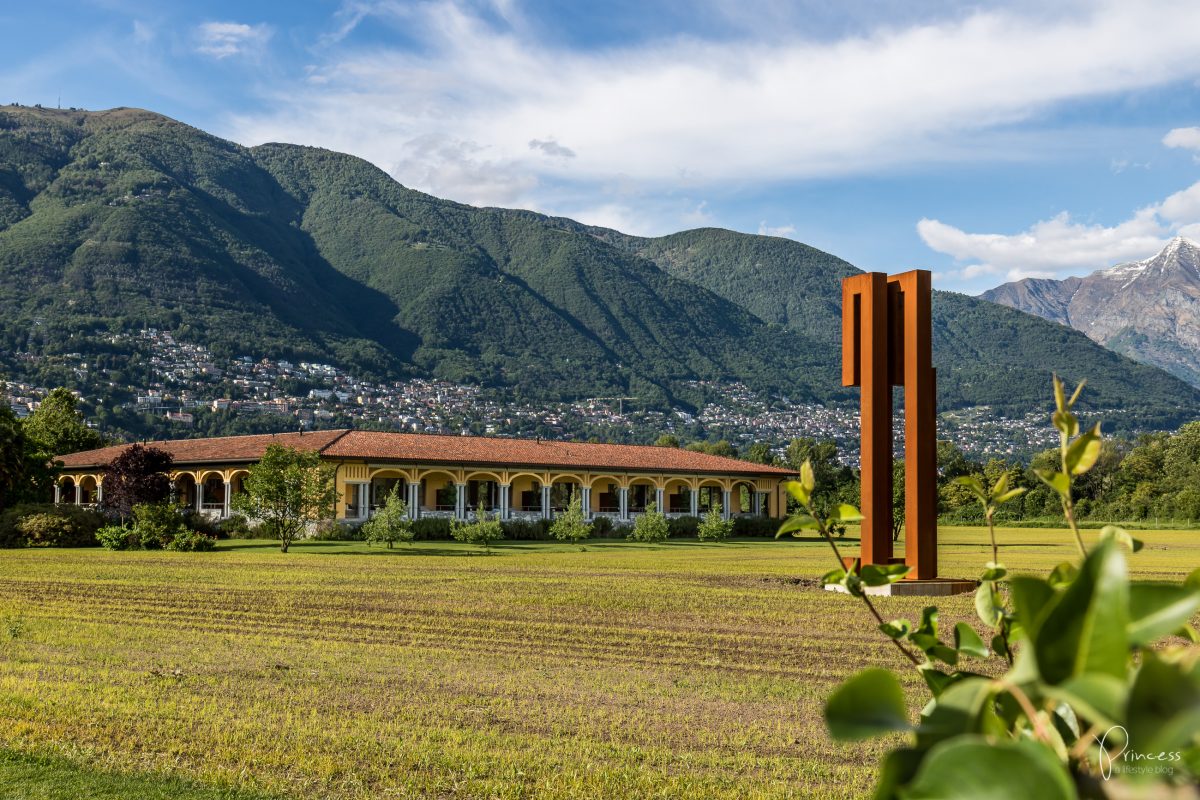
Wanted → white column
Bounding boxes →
[619,487,629,521]
[500,484,510,520]
[456,483,467,520]
[753,491,762,516]
[74,483,82,505]
[581,486,592,521]
[541,485,551,520]
[96,481,104,506]
[689,488,698,517]
[196,480,204,513]
[408,482,420,520]
[655,487,665,514]
[223,480,232,519]
[53,484,62,504]
[722,489,732,520]
[358,483,370,519]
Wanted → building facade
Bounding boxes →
[55,430,795,523]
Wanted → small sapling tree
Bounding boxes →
[628,502,669,543]
[781,377,1200,797]
[451,504,504,554]
[232,444,337,553]
[362,485,413,549]
[550,494,592,543]
[697,502,733,542]
[101,444,174,522]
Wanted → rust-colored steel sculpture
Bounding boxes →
[842,270,937,580]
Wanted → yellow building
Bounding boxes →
[56,429,794,523]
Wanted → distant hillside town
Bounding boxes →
[4,327,1060,463]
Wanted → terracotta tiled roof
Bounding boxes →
[57,429,793,476]
[325,430,792,475]
[56,429,351,469]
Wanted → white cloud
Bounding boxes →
[528,138,575,159]
[132,20,154,44]
[1163,126,1200,153]
[917,174,1200,284]
[195,22,272,60]
[757,221,797,238]
[225,0,1200,215]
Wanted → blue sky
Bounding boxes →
[5,1,1200,293]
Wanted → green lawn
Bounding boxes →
[0,527,1195,799]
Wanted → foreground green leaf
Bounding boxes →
[825,669,912,741]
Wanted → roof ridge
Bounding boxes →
[318,428,355,455]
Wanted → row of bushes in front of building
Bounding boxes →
[313,514,781,542]
[0,505,783,548]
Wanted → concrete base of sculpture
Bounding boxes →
[824,579,976,597]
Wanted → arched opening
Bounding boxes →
[509,473,544,515]
[628,478,658,514]
[464,471,502,516]
[174,474,198,510]
[77,475,99,506]
[58,476,78,505]
[419,470,459,516]
[732,481,757,516]
[592,477,621,515]
[200,473,226,516]
[697,479,725,514]
[369,470,408,514]
[664,477,695,516]
[549,476,582,513]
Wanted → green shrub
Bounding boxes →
[218,514,252,538]
[667,515,700,538]
[96,524,138,550]
[166,529,217,552]
[131,503,188,550]
[696,505,733,542]
[0,504,105,548]
[312,522,365,541]
[627,504,669,543]
[16,513,78,547]
[361,488,413,548]
[450,505,504,553]
[501,518,552,540]
[732,516,781,537]
[549,495,591,542]
[411,517,452,540]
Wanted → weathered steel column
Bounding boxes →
[842,272,893,567]
[889,270,938,580]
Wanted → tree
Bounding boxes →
[628,502,669,543]
[653,434,680,448]
[450,504,503,553]
[23,388,102,458]
[232,444,337,553]
[743,441,777,466]
[550,494,591,543]
[697,503,732,542]
[101,444,174,522]
[0,404,29,511]
[361,485,413,549]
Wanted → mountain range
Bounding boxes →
[1,104,1197,434]
[983,237,1200,388]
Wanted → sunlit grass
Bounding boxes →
[0,526,1195,798]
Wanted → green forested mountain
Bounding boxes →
[590,227,1198,427]
[0,105,1197,430]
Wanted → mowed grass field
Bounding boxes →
[0,526,1196,800]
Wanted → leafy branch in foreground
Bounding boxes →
[781,378,1200,798]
